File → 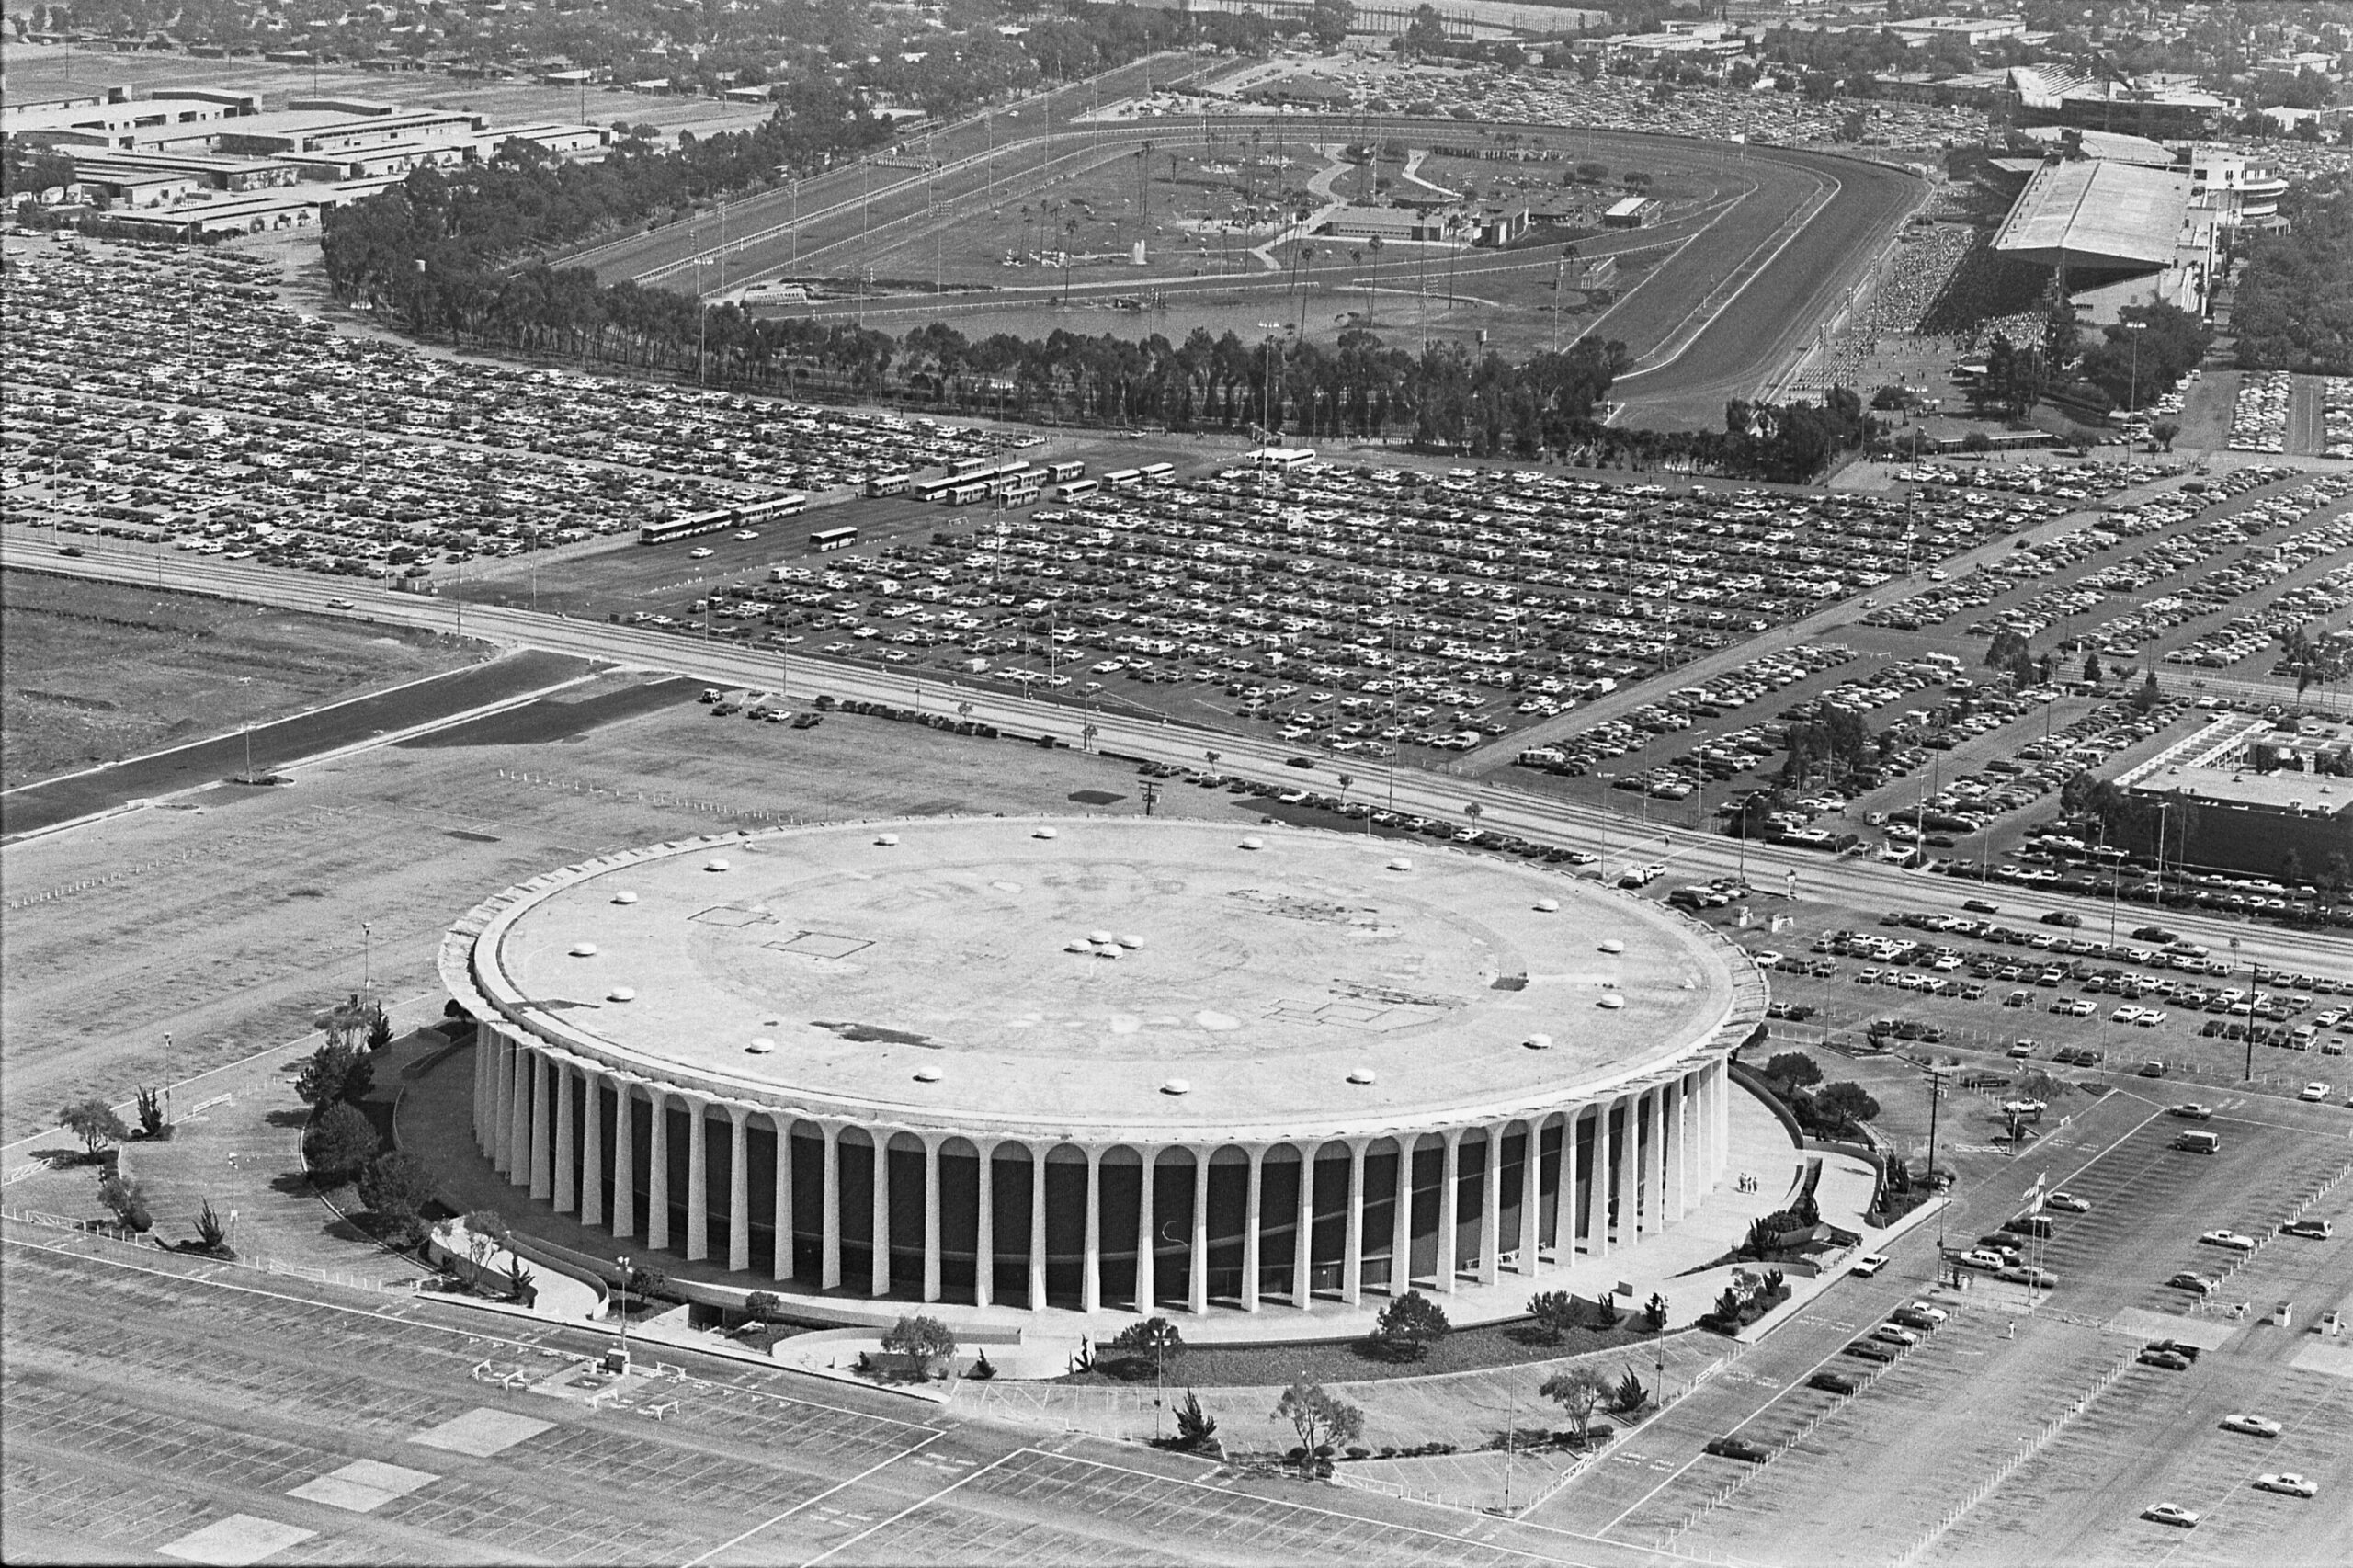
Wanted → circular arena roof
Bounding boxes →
[461,817,1750,1143]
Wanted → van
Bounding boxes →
[2004,1215,2055,1239]
[2174,1131,2221,1154]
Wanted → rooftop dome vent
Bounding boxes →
[612,892,639,905]
[746,1037,776,1054]
[570,942,598,957]
[607,986,635,1003]
[1161,1078,1192,1096]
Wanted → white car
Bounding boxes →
[2143,1503,2200,1528]
[1960,1248,2008,1271]
[324,597,357,609]
[1902,1301,1948,1324]
[2047,1192,2091,1213]
[2001,1098,2047,1118]
[1851,1253,1890,1278]
[1872,1324,1920,1347]
[2198,1230,2257,1253]
[2300,1081,2330,1102]
[2255,1473,2317,1499]
[2112,1005,2144,1025]
[2220,1414,2282,1438]
[688,547,715,559]
[731,529,759,540]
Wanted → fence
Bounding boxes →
[1884,1346,2138,1568]
[494,767,812,824]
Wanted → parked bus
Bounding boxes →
[865,472,914,498]
[809,525,858,552]
[1045,460,1086,483]
[639,506,737,546]
[1056,477,1099,499]
[1002,482,1041,506]
[735,492,808,525]
[912,475,958,504]
[948,454,995,477]
[1138,461,1176,482]
[948,482,991,506]
[1104,467,1142,488]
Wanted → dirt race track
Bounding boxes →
[592,105,1918,430]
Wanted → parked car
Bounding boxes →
[1850,1253,1889,1278]
[1702,1437,1770,1463]
[1807,1370,1862,1395]
[1843,1338,1899,1362]
[1873,1324,1921,1347]
[2137,1347,2193,1370]
[2254,1473,2317,1499]
[2143,1503,2200,1528]
[2198,1230,2256,1252]
[2046,1192,2091,1213]
[2279,1217,2332,1239]
[2299,1081,2330,1101]
[2219,1414,2282,1438]
[2169,1103,2212,1120]
[2167,1271,2220,1295]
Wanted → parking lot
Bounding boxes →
[2,242,1018,584]
[1524,1087,2353,1565]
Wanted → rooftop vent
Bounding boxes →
[612,892,639,905]
[1347,1067,1377,1085]
[1034,826,1059,840]
[1240,835,1265,850]
[876,833,900,846]
[1597,994,1626,1010]
[569,942,598,957]
[1387,858,1414,871]
[746,1037,776,1054]
[1161,1078,1191,1096]
[1534,897,1560,913]
[913,1066,941,1083]
[607,986,635,1003]
[1599,938,1626,954]
[1525,1033,1553,1051]
[704,858,732,872]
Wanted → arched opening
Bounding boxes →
[1097,1144,1143,1308]
[938,1135,981,1301]
[988,1141,1034,1306]
[1149,1146,1197,1312]
[835,1125,876,1287]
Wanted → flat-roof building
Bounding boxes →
[442,817,1761,1334]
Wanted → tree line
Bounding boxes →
[2234,172,2353,375]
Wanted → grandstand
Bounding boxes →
[1989,156,2215,321]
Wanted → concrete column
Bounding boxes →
[1628,1090,1650,1238]
[1438,1129,1462,1293]
[529,1053,552,1201]
[820,1124,842,1290]
[1589,1098,1613,1259]
[1518,1119,1542,1277]
[1028,1145,1049,1313]
[1717,1060,1731,1187]
[1553,1108,1577,1262]
[645,1087,671,1251]
[1666,1077,1688,1222]
[473,1035,492,1152]
[1646,1087,1668,1235]
[1081,1146,1103,1315]
[552,1062,576,1213]
[504,1044,529,1188]
[922,1137,943,1304]
[610,1079,634,1239]
[1241,1146,1265,1312]
[1188,1153,1211,1315]
[1342,1140,1369,1307]
[580,1073,604,1228]
[1478,1126,1504,1287]
[685,1097,710,1263]
[771,1112,794,1281]
[492,1034,516,1174]
[1292,1149,1315,1309]
[870,1128,892,1298]
[974,1140,995,1309]
[727,1106,752,1273]
[1134,1148,1156,1314]
[1389,1138,1415,1296]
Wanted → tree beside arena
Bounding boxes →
[2233,173,2353,375]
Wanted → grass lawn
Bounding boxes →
[1056,1312,1654,1389]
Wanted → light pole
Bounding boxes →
[2125,319,2147,413]
[616,1253,631,1366]
[361,922,373,996]
[162,1030,173,1125]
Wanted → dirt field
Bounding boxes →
[0,574,476,789]
[0,686,1256,1144]
[0,42,775,141]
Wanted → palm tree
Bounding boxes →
[1464,801,1485,837]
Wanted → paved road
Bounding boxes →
[0,649,595,838]
[6,543,2332,979]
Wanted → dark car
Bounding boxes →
[1808,1370,1863,1395]
[2040,910,2083,927]
[1963,899,2001,914]
[58,544,85,557]
[2147,1338,2202,1362]
[2138,1348,2193,1370]
[1890,1307,1942,1332]
[1284,756,1317,769]
[1703,1437,1770,1463]
[1844,1338,1900,1363]
[790,712,822,730]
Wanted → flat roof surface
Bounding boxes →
[2130,767,2353,814]
[1992,159,2190,269]
[476,818,1743,1141]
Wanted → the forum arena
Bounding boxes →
[439,816,1769,1335]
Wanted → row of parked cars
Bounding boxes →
[3,247,1016,581]
[2227,370,2297,454]
[710,460,2031,753]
